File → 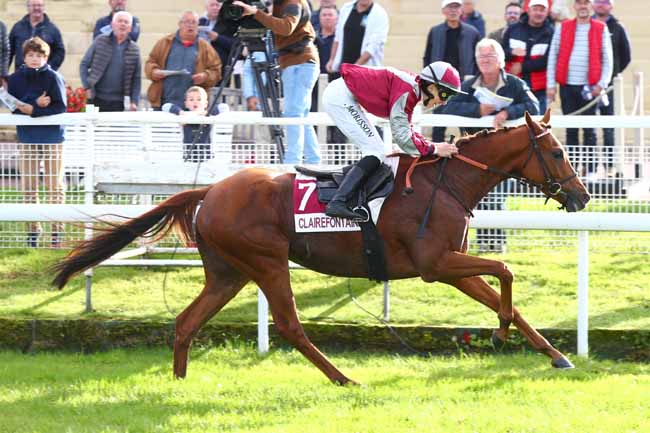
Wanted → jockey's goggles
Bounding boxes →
[422,81,456,103]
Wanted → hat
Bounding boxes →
[528,0,548,8]
[420,62,467,95]
[441,0,462,8]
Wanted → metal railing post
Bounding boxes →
[613,74,626,175]
[383,281,390,322]
[316,73,328,146]
[577,231,589,357]
[634,72,645,178]
[83,105,98,313]
[258,288,269,353]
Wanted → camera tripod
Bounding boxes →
[210,28,285,162]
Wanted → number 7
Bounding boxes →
[297,182,316,211]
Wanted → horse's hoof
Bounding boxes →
[551,356,575,369]
[334,377,361,386]
[491,330,507,351]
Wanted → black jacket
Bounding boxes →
[601,14,631,83]
[199,16,237,73]
[502,14,555,92]
[423,22,480,79]
[9,14,65,71]
[440,70,539,133]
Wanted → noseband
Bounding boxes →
[519,127,578,199]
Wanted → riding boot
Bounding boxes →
[326,155,381,220]
[325,165,368,220]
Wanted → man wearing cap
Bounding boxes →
[546,0,612,177]
[502,0,554,113]
[424,0,480,142]
[594,0,631,176]
[321,61,464,220]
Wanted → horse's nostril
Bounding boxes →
[581,193,591,204]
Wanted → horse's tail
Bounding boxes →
[52,186,211,289]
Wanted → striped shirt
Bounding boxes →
[547,22,613,89]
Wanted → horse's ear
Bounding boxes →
[524,111,534,129]
[524,111,543,134]
[542,108,551,124]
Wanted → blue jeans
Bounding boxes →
[242,51,268,104]
[282,62,320,164]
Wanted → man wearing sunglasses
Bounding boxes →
[321,61,464,221]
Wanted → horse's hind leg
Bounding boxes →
[258,267,357,385]
[449,276,574,368]
[173,251,249,378]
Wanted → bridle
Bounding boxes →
[406,124,579,237]
[516,126,578,199]
[406,124,578,199]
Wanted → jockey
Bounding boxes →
[322,61,466,220]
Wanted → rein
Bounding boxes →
[404,125,579,235]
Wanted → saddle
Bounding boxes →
[295,163,395,206]
[295,163,395,282]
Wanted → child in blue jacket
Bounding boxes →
[8,36,67,247]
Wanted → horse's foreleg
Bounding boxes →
[173,263,249,379]
[448,276,574,368]
[259,269,357,385]
[435,252,514,337]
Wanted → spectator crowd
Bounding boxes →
[0,0,634,249]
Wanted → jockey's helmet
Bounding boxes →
[419,62,467,101]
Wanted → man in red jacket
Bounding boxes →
[546,0,612,176]
[322,61,463,220]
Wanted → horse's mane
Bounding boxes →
[455,120,549,148]
[455,125,521,148]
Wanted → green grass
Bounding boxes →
[0,248,648,329]
[0,346,648,433]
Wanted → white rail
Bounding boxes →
[2,204,650,231]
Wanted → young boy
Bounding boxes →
[163,86,225,163]
[8,37,67,247]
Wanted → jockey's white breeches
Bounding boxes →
[322,78,388,162]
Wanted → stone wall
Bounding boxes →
[0,0,646,110]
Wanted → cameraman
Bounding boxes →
[234,0,321,164]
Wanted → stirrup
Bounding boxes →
[351,206,370,223]
[325,201,360,220]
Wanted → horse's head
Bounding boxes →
[520,110,590,212]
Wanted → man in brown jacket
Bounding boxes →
[145,10,221,109]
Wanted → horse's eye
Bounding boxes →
[552,150,564,159]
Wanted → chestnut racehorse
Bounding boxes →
[53,111,590,384]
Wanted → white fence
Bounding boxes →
[1,110,649,356]
[1,110,648,250]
